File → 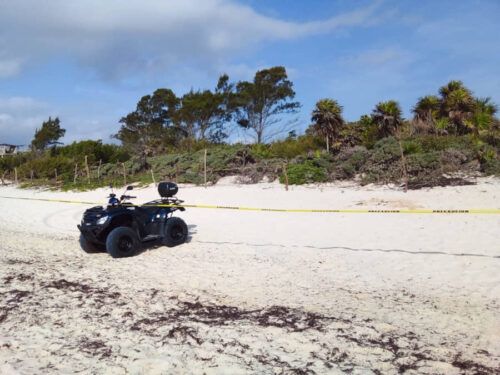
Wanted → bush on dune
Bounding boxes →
[280,160,328,185]
[17,155,74,180]
[3,133,498,190]
[57,140,129,164]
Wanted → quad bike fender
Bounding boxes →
[78,211,137,245]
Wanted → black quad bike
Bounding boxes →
[78,182,188,258]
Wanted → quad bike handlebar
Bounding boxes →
[107,192,136,206]
[120,195,136,200]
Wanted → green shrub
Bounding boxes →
[368,137,401,162]
[482,132,500,148]
[280,161,327,185]
[360,122,379,149]
[250,143,272,159]
[417,135,476,153]
[482,158,500,175]
[475,143,499,175]
[251,135,323,160]
[402,140,423,154]
[333,146,369,179]
[58,140,130,164]
[338,122,367,148]
[0,153,29,173]
[360,138,403,184]
[476,143,497,163]
[406,152,440,174]
[175,138,214,153]
[17,155,74,180]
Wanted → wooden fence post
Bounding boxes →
[204,148,207,188]
[54,168,58,183]
[84,155,90,184]
[396,132,408,193]
[283,162,289,191]
[151,168,156,186]
[73,164,78,183]
[122,163,127,185]
[97,159,102,180]
[30,170,34,183]
[14,167,18,184]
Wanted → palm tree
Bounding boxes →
[413,95,441,120]
[471,97,498,133]
[438,80,475,134]
[438,80,467,99]
[371,100,403,137]
[474,97,497,116]
[412,95,441,134]
[371,100,408,189]
[412,81,499,136]
[311,99,345,152]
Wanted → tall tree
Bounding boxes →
[372,101,408,190]
[411,81,499,135]
[471,97,498,134]
[115,88,180,160]
[310,99,345,152]
[177,74,234,143]
[371,100,403,138]
[438,80,475,134]
[31,117,66,151]
[233,66,300,144]
[412,95,441,134]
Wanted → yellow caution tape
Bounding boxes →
[1,195,499,214]
[0,195,99,205]
[146,204,500,214]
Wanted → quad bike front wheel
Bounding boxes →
[79,234,105,253]
[106,226,140,258]
[163,217,188,247]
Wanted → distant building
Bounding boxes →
[0,144,21,157]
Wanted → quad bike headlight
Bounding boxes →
[96,215,109,225]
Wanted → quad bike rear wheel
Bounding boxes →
[106,226,140,258]
[163,217,188,247]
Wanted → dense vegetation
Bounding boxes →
[1,67,499,190]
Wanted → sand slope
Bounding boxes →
[1,179,499,374]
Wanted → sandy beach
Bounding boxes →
[1,178,499,374]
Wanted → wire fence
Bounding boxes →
[0,150,292,190]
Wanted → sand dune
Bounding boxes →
[1,179,499,374]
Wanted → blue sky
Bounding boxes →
[0,0,499,145]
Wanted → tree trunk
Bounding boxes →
[283,162,289,191]
[396,132,408,192]
[257,130,263,144]
[204,148,207,188]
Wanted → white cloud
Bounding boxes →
[0,113,13,123]
[0,97,49,144]
[0,96,46,112]
[0,114,46,145]
[0,0,382,81]
[338,47,415,68]
[0,58,23,78]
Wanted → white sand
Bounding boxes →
[0,178,499,374]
